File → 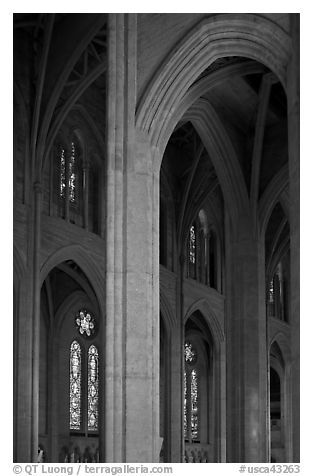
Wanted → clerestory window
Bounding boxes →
[53,134,100,233]
[267,262,287,321]
[186,212,219,290]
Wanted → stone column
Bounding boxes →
[105,14,160,462]
[225,213,268,462]
[14,270,33,462]
[124,129,161,462]
[13,181,43,462]
[104,13,128,462]
[287,13,300,463]
[219,338,227,462]
[30,182,43,462]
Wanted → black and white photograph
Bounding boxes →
[10,4,302,472]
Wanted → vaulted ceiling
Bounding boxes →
[161,56,289,253]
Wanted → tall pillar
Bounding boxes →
[225,214,268,462]
[31,182,43,462]
[105,13,160,462]
[287,13,300,463]
[124,129,161,462]
[14,271,33,462]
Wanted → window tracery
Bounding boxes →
[75,309,96,337]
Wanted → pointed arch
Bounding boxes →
[186,98,250,223]
[269,332,292,367]
[184,303,225,461]
[269,336,292,462]
[40,244,105,317]
[184,298,225,345]
[71,104,107,158]
[136,14,291,149]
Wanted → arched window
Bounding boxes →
[69,310,99,435]
[184,341,199,442]
[59,145,66,200]
[87,345,99,432]
[53,134,100,233]
[269,341,287,463]
[187,223,197,279]
[183,310,220,463]
[186,212,220,290]
[55,138,82,223]
[69,340,82,431]
[267,262,286,321]
[68,141,79,205]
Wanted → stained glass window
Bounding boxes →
[60,147,66,199]
[269,278,274,303]
[57,141,78,204]
[70,340,81,430]
[268,263,285,320]
[185,341,197,364]
[76,309,96,337]
[69,141,77,204]
[189,225,196,264]
[88,345,99,431]
[190,369,199,440]
[184,341,199,441]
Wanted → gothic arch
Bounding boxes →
[184,298,225,346]
[36,15,107,177]
[269,332,292,368]
[136,14,291,231]
[45,104,106,171]
[152,60,266,163]
[40,244,105,316]
[269,337,292,462]
[44,288,102,462]
[186,98,250,225]
[136,14,291,152]
[71,105,107,158]
[184,299,226,462]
